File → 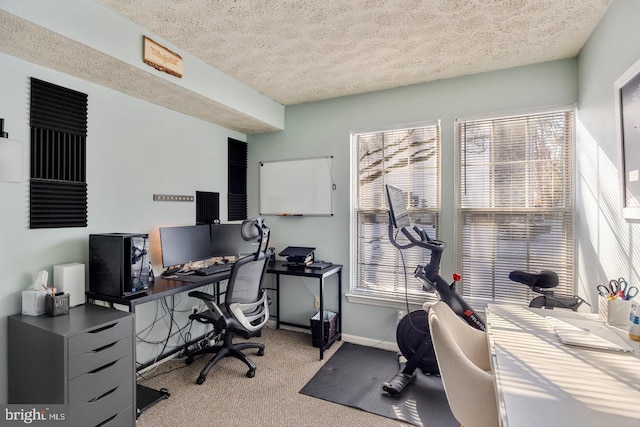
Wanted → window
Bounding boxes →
[456,108,575,306]
[352,122,440,301]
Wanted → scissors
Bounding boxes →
[602,277,638,300]
[623,285,638,300]
[611,277,627,293]
[597,283,617,299]
[611,277,632,297]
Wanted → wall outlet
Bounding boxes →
[314,296,320,310]
[397,310,407,323]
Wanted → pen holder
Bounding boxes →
[45,293,70,317]
[598,296,630,326]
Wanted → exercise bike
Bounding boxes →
[381,185,586,396]
[382,185,485,396]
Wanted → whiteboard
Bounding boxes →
[259,156,333,216]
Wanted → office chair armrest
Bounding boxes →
[188,290,216,302]
[189,290,224,320]
[229,290,269,332]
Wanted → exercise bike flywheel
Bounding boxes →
[396,310,439,375]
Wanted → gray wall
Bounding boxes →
[248,58,578,344]
[576,0,640,305]
[0,52,244,403]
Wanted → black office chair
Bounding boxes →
[186,217,271,384]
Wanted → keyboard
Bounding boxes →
[194,263,234,276]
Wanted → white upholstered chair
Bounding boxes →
[427,301,499,427]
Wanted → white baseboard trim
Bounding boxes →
[273,323,399,353]
[276,323,310,334]
[266,319,280,330]
[340,333,399,353]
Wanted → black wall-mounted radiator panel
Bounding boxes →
[30,78,88,229]
[30,78,88,136]
[30,128,86,182]
[228,194,247,222]
[228,138,247,221]
[196,191,220,225]
[30,180,88,228]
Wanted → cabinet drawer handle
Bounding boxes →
[88,323,117,334]
[92,341,117,354]
[89,360,117,374]
[89,387,117,403]
[96,413,117,427]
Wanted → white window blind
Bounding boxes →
[456,108,575,305]
[352,123,440,299]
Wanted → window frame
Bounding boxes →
[454,105,576,308]
[349,121,441,308]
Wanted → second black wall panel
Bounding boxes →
[228,138,247,221]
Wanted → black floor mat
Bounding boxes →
[300,342,458,427]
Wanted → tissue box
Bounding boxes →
[22,290,48,316]
[598,296,631,326]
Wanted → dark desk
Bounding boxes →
[266,260,342,360]
[86,271,230,313]
[87,271,230,417]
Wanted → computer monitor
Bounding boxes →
[159,224,213,268]
[210,223,260,257]
[386,184,411,229]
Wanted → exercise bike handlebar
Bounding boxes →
[387,213,447,253]
[387,212,485,331]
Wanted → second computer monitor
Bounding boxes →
[210,223,259,257]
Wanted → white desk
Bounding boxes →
[486,304,640,427]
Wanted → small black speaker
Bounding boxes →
[89,233,150,297]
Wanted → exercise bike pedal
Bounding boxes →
[382,371,417,396]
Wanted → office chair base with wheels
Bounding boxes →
[185,329,265,383]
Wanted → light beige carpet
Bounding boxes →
[135,327,412,427]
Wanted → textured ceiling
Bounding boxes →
[97,0,612,106]
[0,1,613,134]
[0,9,279,134]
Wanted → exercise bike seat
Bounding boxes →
[508,270,558,289]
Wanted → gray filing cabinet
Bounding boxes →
[8,304,135,426]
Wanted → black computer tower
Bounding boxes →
[89,233,150,297]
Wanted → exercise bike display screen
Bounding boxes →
[386,185,411,229]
